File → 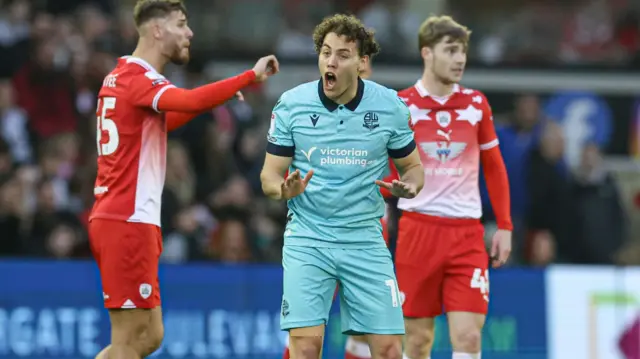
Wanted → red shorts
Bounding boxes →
[395,212,489,317]
[89,218,163,309]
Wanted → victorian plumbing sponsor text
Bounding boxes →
[301,147,374,167]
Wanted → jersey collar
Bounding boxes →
[415,79,460,97]
[318,77,365,112]
[122,56,160,74]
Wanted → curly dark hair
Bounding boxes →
[312,14,381,58]
[133,0,187,27]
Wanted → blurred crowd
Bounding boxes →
[0,0,287,263]
[482,94,632,267]
[0,0,638,265]
[226,0,640,66]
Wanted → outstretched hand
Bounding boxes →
[252,55,280,82]
[375,179,418,199]
[281,169,314,200]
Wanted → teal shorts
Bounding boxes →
[280,245,405,335]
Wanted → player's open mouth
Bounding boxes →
[324,72,336,90]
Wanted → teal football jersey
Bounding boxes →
[267,78,415,248]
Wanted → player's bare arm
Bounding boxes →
[261,154,314,200]
[376,148,424,198]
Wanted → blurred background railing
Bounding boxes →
[0,0,639,358]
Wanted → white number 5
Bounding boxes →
[470,268,489,295]
[96,97,119,156]
[385,279,401,307]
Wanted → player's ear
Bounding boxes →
[420,46,432,62]
[149,20,163,40]
[358,55,369,73]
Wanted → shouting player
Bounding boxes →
[261,14,424,359]
[393,16,512,359]
[88,1,279,358]
[280,51,383,359]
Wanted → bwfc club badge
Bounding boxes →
[363,112,379,130]
[436,111,451,128]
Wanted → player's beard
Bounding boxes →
[431,58,455,85]
[170,47,189,65]
[165,39,189,65]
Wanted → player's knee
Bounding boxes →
[371,339,402,359]
[451,327,482,353]
[109,309,159,355]
[140,322,164,356]
[111,316,147,346]
[291,336,323,359]
[299,345,321,359]
[405,333,432,359]
[405,323,434,357]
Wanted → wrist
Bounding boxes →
[496,221,513,231]
[246,69,257,82]
[261,180,283,200]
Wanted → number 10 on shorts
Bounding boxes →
[385,279,401,307]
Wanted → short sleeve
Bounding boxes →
[477,93,499,151]
[266,97,295,157]
[387,95,416,158]
[129,70,176,113]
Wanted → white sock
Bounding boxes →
[345,336,371,358]
[452,352,481,359]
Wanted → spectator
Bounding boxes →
[358,0,420,58]
[25,178,80,256]
[526,122,573,263]
[482,94,545,262]
[209,218,254,263]
[528,230,557,266]
[0,173,26,255]
[0,0,31,76]
[12,38,78,139]
[570,144,627,264]
[45,223,84,258]
[162,206,211,263]
[0,78,32,164]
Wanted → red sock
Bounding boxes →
[345,353,365,359]
[282,346,290,359]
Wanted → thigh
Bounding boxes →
[281,246,337,331]
[89,219,163,309]
[338,247,404,335]
[395,215,447,318]
[108,308,153,345]
[443,224,489,314]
